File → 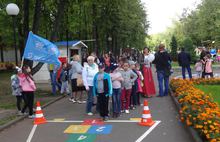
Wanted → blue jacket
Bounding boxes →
[93,72,113,96]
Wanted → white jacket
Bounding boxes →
[82,63,99,88]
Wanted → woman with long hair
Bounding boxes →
[142,47,156,97]
[18,65,36,118]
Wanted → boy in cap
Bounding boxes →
[93,63,113,121]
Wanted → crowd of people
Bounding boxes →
[10,43,186,120]
[52,43,171,121]
[178,47,214,79]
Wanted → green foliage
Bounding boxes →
[182,37,197,63]
[170,35,178,61]
[157,0,220,51]
[0,0,149,55]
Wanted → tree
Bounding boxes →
[182,37,197,63]
[170,35,178,61]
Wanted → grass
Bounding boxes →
[0,70,61,109]
[0,70,61,126]
[195,85,220,105]
[171,61,220,68]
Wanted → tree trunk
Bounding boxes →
[50,0,67,41]
[30,0,44,75]
[32,0,42,34]
[92,3,98,55]
[32,0,67,75]
[23,0,30,40]
[0,45,3,62]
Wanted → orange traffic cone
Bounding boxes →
[34,101,47,125]
[139,100,155,126]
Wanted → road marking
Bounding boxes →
[135,121,161,142]
[26,125,37,142]
[47,120,158,123]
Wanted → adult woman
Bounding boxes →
[82,56,99,115]
[69,55,84,103]
[18,65,36,118]
[142,47,156,97]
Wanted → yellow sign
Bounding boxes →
[64,125,91,134]
[53,118,65,122]
[130,118,141,121]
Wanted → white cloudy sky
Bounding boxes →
[141,0,201,34]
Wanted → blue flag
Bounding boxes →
[23,31,61,66]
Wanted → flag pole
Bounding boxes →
[20,56,24,69]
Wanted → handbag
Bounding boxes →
[76,74,84,87]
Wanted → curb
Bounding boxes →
[169,89,203,142]
[0,95,65,132]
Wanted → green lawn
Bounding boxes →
[0,70,61,126]
[195,85,220,105]
[0,70,60,110]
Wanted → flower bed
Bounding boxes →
[170,78,220,142]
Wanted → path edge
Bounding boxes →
[0,95,65,132]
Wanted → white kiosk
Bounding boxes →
[33,40,88,83]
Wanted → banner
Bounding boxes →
[23,31,61,66]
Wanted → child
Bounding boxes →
[129,61,138,110]
[11,67,23,115]
[121,61,138,114]
[93,63,113,121]
[110,63,124,118]
[60,63,71,96]
[201,54,213,78]
[135,63,144,105]
[18,65,36,118]
[194,60,203,78]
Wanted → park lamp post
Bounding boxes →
[108,36,112,52]
[6,3,20,66]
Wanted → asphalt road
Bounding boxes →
[0,68,194,142]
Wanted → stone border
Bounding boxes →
[169,89,203,142]
[0,95,65,132]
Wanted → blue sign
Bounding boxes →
[210,49,216,55]
[87,125,112,134]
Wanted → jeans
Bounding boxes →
[61,81,70,94]
[16,96,23,111]
[86,86,94,113]
[181,65,192,79]
[98,93,109,117]
[157,71,169,97]
[131,84,138,106]
[112,88,121,113]
[50,71,61,95]
[22,91,34,115]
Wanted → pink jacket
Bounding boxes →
[18,74,36,92]
[202,59,213,73]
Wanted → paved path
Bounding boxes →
[0,68,193,142]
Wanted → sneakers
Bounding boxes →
[87,112,93,116]
[77,100,82,104]
[103,116,109,121]
[18,112,28,116]
[69,98,76,103]
[81,100,86,103]
[125,110,130,114]
[28,115,35,119]
[17,111,23,116]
